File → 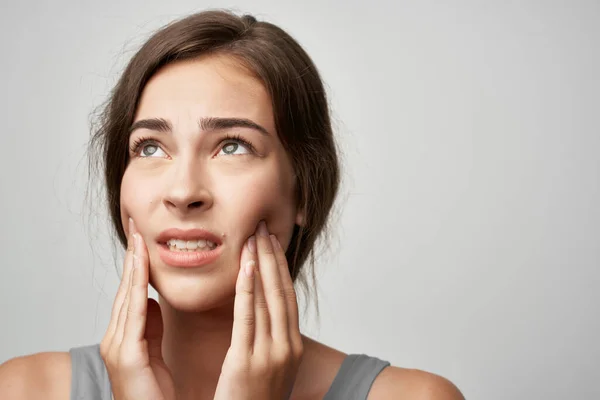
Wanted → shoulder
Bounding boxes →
[296,336,464,400]
[294,336,349,399]
[368,366,465,400]
[0,351,71,399]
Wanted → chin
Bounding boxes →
[149,257,239,313]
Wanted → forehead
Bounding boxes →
[134,54,274,126]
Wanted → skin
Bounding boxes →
[121,54,302,313]
[0,53,465,400]
[116,53,305,399]
[101,215,303,399]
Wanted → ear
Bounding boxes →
[295,208,305,227]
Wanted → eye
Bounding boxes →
[130,138,167,158]
[216,135,254,156]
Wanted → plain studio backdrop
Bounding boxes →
[1,1,598,399]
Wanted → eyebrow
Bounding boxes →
[128,117,271,136]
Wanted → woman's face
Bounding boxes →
[120,54,303,312]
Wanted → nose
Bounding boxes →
[162,160,213,215]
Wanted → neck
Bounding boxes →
[159,295,235,400]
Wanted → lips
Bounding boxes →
[155,227,224,268]
[156,228,223,245]
[157,243,223,268]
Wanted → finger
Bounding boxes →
[255,221,288,342]
[113,254,135,349]
[123,232,150,348]
[249,235,270,342]
[231,237,256,352]
[270,234,301,348]
[106,218,136,340]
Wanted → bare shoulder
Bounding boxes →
[0,351,71,399]
[292,335,348,399]
[296,336,464,400]
[368,366,465,400]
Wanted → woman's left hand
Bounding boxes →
[213,221,304,400]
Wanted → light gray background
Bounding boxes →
[1,1,598,399]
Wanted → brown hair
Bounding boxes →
[88,9,340,305]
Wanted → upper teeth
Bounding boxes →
[167,239,217,250]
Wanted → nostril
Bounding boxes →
[188,201,203,209]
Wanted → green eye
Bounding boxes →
[142,144,159,156]
[222,143,239,155]
[130,138,167,158]
[217,138,252,156]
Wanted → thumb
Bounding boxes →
[145,298,164,360]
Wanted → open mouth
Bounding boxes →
[164,238,219,252]
[157,241,223,268]
[155,228,224,267]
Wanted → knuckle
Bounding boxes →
[126,305,141,319]
[242,313,255,327]
[284,287,297,301]
[276,346,292,362]
[255,297,269,311]
[126,298,142,317]
[292,341,304,360]
[260,241,275,254]
[102,345,118,367]
[229,363,250,378]
[270,348,294,368]
[236,280,253,295]
[99,341,109,359]
[117,349,141,370]
[241,286,254,296]
[253,358,269,374]
[130,281,142,293]
[272,287,286,299]
[222,353,250,376]
[128,285,144,305]
[277,257,289,267]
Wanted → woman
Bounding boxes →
[0,10,464,400]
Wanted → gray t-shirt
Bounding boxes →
[69,344,390,400]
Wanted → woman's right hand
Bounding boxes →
[99,218,176,400]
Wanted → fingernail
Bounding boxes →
[128,217,134,236]
[247,236,256,254]
[245,260,255,277]
[270,234,281,250]
[257,220,268,237]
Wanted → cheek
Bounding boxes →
[119,169,157,232]
[219,167,297,246]
[120,170,138,216]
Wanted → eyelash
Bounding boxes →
[129,134,256,157]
